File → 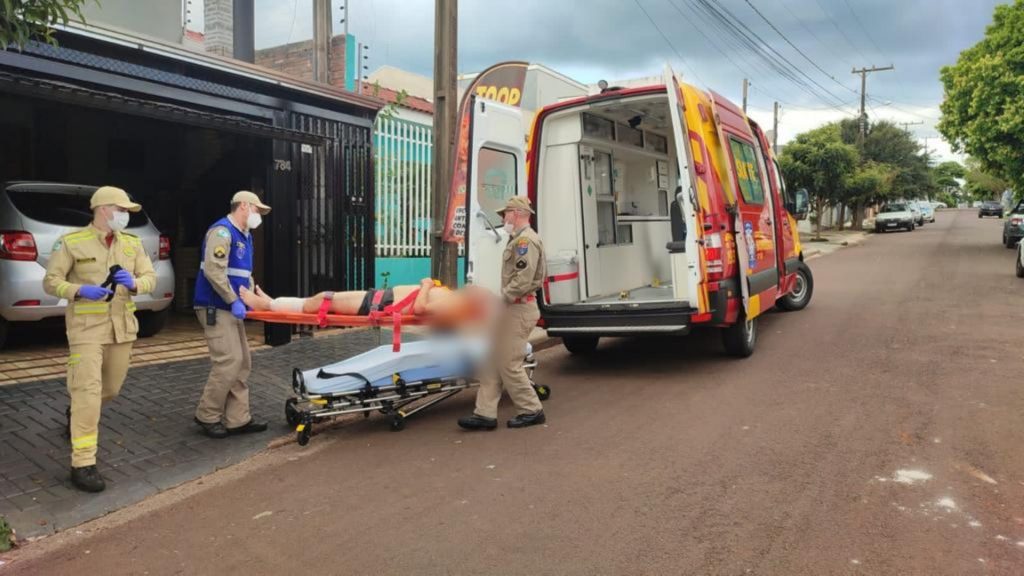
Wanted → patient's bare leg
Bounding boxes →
[239,286,272,311]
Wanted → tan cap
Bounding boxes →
[496,196,534,215]
[232,190,271,215]
[90,186,141,213]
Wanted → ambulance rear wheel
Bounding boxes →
[562,336,599,355]
[777,262,813,312]
[722,310,757,358]
[284,398,301,427]
[533,383,551,401]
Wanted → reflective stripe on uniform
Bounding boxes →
[126,302,137,312]
[64,231,97,245]
[73,302,110,314]
[56,282,73,298]
[71,434,97,450]
[67,353,81,366]
[199,263,252,278]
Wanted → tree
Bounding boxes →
[963,158,1012,201]
[938,0,1024,195]
[779,123,859,240]
[0,0,94,50]
[933,161,965,188]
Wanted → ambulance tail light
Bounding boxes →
[0,231,38,261]
[704,232,724,281]
[158,235,171,260]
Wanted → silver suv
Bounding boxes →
[0,182,175,348]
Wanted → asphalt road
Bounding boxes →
[8,209,1024,575]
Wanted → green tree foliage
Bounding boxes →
[779,123,859,239]
[963,158,1012,201]
[932,161,966,189]
[938,0,1024,194]
[0,0,95,50]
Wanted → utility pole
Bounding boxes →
[772,101,780,151]
[741,78,749,114]
[312,0,331,84]
[852,65,894,145]
[430,0,458,286]
[342,0,348,37]
[897,120,923,135]
[356,42,364,94]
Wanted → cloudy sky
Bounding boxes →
[193,0,1006,162]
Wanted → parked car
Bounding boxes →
[907,201,925,226]
[916,201,935,223]
[979,201,1004,218]
[932,201,948,209]
[1003,199,1024,248]
[0,182,174,349]
[874,202,916,232]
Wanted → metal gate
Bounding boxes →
[289,113,375,295]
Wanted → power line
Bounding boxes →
[632,0,708,86]
[741,0,858,96]
[809,0,872,64]
[868,96,939,120]
[693,0,849,108]
[776,0,854,69]
[664,0,766,91]
[286,0,300,44]
[840,0,885,59]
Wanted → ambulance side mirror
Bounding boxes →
[792,188,809,221]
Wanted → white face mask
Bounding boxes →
[246,211,263,230]
[502,222,515,235]
[108,210,130,232]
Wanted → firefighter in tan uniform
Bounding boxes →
[459,196,547,430]
[192,191,271,439]
[43,186,156,493]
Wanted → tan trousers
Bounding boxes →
[194,309,252,428]
[67,341,133,468]
[474,301,543,419]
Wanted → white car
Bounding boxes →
[0,182,175,349]
[874,202,916,232]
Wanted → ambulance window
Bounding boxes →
[476,147,517,221]
[728,138,765,205]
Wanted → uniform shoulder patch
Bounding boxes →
[215,227,231,239]
[213,245,227,259]
[515,259,528,269]
[515,238,529,256]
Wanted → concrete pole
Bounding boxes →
[742,78,748,114]
[312,0,332,84]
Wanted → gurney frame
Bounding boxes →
[283,351,549,445]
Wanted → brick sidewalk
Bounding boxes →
[0,328,392,540]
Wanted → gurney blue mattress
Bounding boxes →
[302,337,503,396]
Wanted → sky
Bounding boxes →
[190,0,1008,163]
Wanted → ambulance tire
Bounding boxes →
[777,262,813,312]
[722,310,757,358]
[562,336,599,356]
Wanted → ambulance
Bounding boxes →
[453,64,813,357]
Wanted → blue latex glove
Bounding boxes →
[230,299,247,320]
[78,285,113,301]
[113,269,136,291]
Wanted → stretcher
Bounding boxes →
[283,336,549,445]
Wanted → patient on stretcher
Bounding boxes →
[239,278,495,327]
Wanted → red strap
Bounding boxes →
[392,312,402,352]
[316,293,334,328]
[382,288,420,315]
[371,289,385,309]
[542,271,579,304]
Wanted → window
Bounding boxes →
[582,113,615,140]
[728,138,765,205]
[476,147,517,221]
[7,187,150,228]
[771,159,793,212]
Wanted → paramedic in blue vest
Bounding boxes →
[193,191,271,439]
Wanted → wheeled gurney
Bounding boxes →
[282,336,549,445]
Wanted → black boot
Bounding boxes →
[194,417,229,439]
[457,414,498,430]
[507,411,546,428]
[226,419,268,435]
[70,465,106,493]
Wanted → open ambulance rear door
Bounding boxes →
[463,96,527,296]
